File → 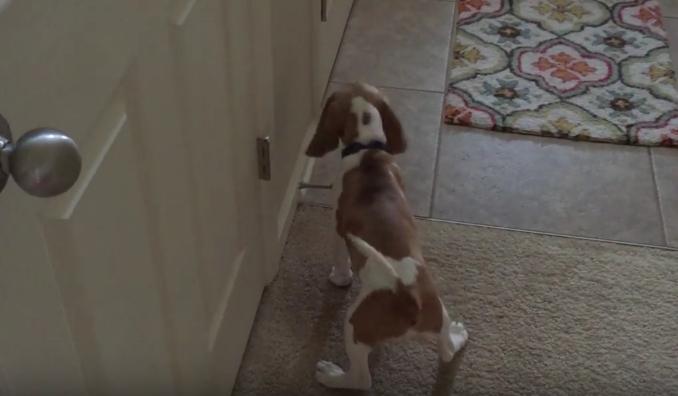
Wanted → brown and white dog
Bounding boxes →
[306,82,468,390]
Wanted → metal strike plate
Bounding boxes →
[321,0,328,21]
[257,136,271,181]
[0,114,12,193]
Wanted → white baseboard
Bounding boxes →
[276,122,317,238]
[265,122,318,283]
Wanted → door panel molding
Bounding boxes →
[43,98,127,220]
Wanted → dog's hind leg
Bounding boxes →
[316,322,372,390]
[438,303,468,362]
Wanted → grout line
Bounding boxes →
[300,202,678,252]
[429,98,445,218]
[429,1,458,218]
[648,148,670,246]
[329,80,445,94]
[421,214,678,252]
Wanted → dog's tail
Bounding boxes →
[346,234,398,281]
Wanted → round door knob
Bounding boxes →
[0,114,82,198]
[9,129,82,197]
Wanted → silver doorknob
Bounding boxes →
[0,114,81,198]
[321,0,328,22]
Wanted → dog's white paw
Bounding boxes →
[440,322,468,362]
[449,322,468,352]
[316,360,346,388]
[315,360,370,390]
[329,267,353,287]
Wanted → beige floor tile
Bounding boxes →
[331,0,455,92]
[303,84,443,217]
[660,0,678,18]
[432,127,665,245]
[664,14,678,68]
[652,148,678,247]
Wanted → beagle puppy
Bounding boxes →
[306,83,468,390]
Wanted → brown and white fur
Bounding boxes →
[306,83,468,390]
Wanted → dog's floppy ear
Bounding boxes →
[306,93,344,157]
[377,100,407,154]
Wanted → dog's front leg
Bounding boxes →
[328,232,352,287]
[328,177,352,287]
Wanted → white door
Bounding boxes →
[0,1,270,394]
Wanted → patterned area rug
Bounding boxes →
[445,0,678,147]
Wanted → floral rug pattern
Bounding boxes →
[446,0,678,147]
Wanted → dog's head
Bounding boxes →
[306,83,406,158]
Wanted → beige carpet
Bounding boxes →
[233,205,678,395]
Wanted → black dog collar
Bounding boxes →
[341,140,388,158]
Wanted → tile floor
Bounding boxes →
[304,0,678,248]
